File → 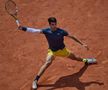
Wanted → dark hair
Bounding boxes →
[48,17,57,24]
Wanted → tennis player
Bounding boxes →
[18,17,96,90]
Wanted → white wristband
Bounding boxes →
[16,20,20,26]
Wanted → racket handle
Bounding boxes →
[16,20,20,27]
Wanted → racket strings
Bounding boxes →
[5,0,17,15]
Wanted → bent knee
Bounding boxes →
[68,53,77,59]
[44,55,55,66]
[44,60,52,66]
[46,58,53,65]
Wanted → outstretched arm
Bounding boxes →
[67,35,89,50]
[18,26,43,33]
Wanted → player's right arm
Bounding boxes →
[18,26,43,33]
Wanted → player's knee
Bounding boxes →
[68,53,76,59]
[45,60,52,66]
[47,58,54,65]
[45,55,54,66]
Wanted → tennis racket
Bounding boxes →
[5,0,20,27]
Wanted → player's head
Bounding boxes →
[48,17,57,24]
[48,17,57,30]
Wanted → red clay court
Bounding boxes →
[0,0,108,90]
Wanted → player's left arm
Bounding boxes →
[66,34,89,50]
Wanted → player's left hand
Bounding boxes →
[82,44,89,50]
[18,25,23,30]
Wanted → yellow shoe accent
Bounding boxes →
[83,59,87,62]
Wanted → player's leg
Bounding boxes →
[68,52,97,64]
[32,55,55,89]
[68,52,83,61]
[37,55,55,77]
